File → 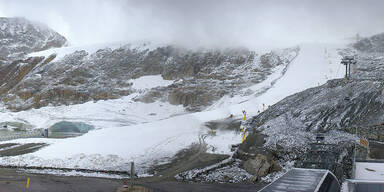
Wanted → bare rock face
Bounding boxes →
[0,17,67,63]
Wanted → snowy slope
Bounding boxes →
[0,43,346,175]
[0,75,183,129]
[210,43,344,116]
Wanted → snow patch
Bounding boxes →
[129,75,174,91]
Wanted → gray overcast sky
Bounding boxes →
[0,0,383,49]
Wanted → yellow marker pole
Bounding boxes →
[241,110,247,143]
[262,104,265,111]
[26,178,30,189]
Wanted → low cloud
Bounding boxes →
[0,0,383,49]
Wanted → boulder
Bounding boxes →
[243,154,280,181]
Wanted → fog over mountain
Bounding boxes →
[0,0,383,48]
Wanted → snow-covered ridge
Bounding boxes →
[0,17,67,61]
[28,41,159,62]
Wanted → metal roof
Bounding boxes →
[259,168,338,192]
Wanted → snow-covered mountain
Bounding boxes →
[0,41,343,179]
[0,17,67,64]
[2,16,378,183]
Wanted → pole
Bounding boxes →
[353,126,357,179]
[130,162,135,188]
[345,64,348,79]
[349,63,351,79]
[26,177,30,189]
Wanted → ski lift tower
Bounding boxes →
[341,56,357,80]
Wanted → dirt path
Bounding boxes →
[0,168,122,192]
[0,167,266,192]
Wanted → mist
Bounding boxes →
[0,0,383,49]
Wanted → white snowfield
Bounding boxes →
[129,75,174,91]
[0,43,345,175]
[0,92,185,131]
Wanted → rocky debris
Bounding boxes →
[187,160,253,183]
[0,17,67,63]
[0,43,299,111]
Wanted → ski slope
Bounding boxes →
[0,43,345,175]
[210,43,343,116]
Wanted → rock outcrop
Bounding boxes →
[0,17,67,63]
